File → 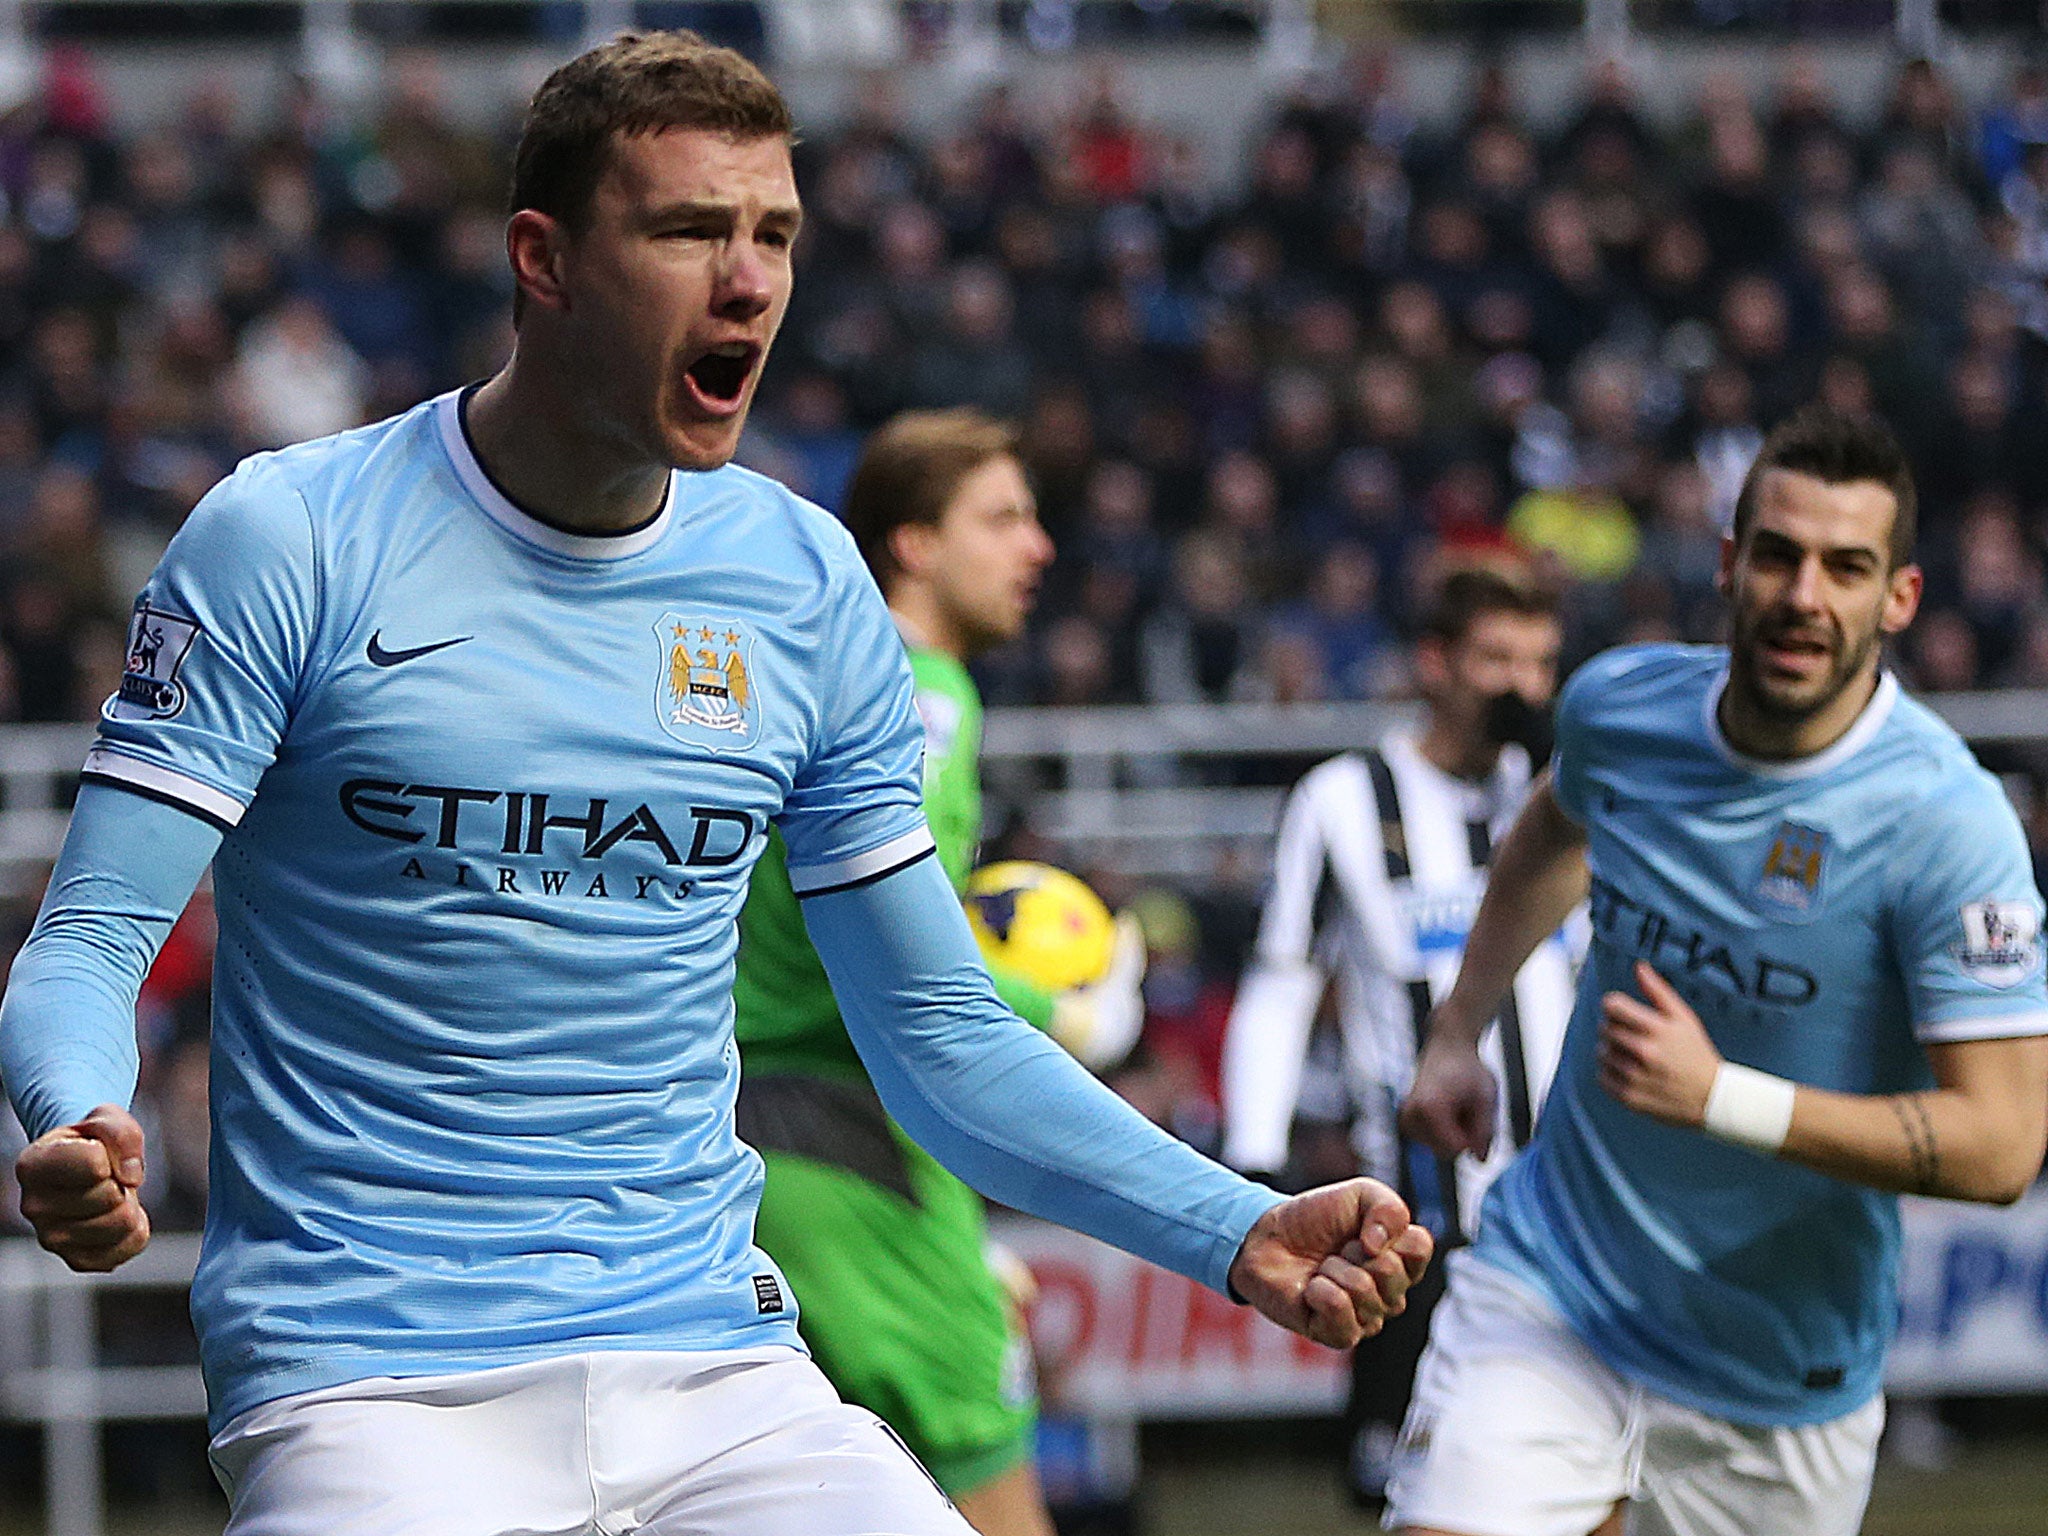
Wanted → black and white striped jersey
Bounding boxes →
[1220,729,1583,1241]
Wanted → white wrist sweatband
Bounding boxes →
[1702,1063,1797,1155]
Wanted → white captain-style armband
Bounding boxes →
[1701,1062,1798,1155]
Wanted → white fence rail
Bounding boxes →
[1,691,2044,891]
[0,1235,206,1536]
[981,689,2048,882]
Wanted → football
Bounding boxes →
[964,861,1118,993]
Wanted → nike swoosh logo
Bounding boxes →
[367,630,472,667]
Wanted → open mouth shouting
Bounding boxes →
[1757,625,1835,678]
[682,341,762,417]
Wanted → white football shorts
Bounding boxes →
[208,1346,973,1536]
[1382,1254,1885,1536]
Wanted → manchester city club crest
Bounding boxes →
[654,613,761,751]
[1756,820,1828,914]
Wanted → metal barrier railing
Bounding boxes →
[0,690,2043,889]
[978,688,2048,880]
[0,1234,207,1536]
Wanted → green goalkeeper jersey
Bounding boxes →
[734,644,1055,1078]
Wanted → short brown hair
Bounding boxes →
[1731,404,1917,569]
[843,410,1020,591]
[510,30,792,233]
[1418,565,1556,647]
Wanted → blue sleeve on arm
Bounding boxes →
[0,784,223,1139]
[802,852,1285,1296]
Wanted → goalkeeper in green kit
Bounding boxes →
[733,410,1145,1536]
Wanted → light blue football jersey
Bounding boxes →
[1476,644,2048,1426]
[85,390,943,1428]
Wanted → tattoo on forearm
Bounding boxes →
[1889,1095,1942,1196]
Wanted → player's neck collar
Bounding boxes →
[1704,666,1899,781]
[436,389,676,561]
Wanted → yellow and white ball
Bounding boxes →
[964,861,1117,993]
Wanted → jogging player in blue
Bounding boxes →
[0,33,1430,1536]
[1392,405,2048,1536]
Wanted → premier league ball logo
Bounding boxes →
[1955,898,2043,988]
[110,600,202,721]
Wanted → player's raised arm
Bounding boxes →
[801,851,1430,1347]
[1402,771,1587,1157]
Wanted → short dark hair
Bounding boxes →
[1418,565,1556,647]
[842,409,1020,592]
[510,30,792,234]
[1730,405,1917,569]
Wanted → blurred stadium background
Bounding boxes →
[0,0,2043,1531]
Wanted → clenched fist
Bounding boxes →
[1227,1177,1434,1348]
[17,1105,151,1273]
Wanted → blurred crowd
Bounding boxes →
[1,37,2047,1219]
[0,44,2045,727]
[747,47,2048,705]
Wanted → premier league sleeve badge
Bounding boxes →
[110,600,203,721]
